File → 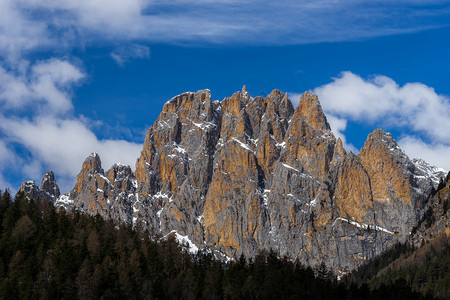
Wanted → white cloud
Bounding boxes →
[0,140,16,172]
[0,141,12,163]
[0,116,141,177]
[0,59,84,114]
[313,71,450,169]
[111,44,150,66]
[313,71,450,143]
[0,59,143,192]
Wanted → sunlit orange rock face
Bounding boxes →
[284,91,335,181]
[25,87,445,273]
[334,153,374,224]
[360,129,412,205]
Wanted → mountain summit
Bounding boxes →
[20,88,446,273]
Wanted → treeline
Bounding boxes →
[0,190,427,299]
[348,235,449,300]
[347,242,416,285]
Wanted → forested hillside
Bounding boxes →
[0,189,426,299]
[368,235,449,299]
[347,237,449,299]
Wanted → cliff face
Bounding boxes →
[22,88,446,273]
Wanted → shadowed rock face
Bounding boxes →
[21,88,446,273]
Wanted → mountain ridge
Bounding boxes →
[20,88,447,274]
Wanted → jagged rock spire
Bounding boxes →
[335,137,347,158]
[40,171,60,198]
[295,91,331,132]
[19,171,60,203]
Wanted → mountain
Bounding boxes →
[20,87,446,274]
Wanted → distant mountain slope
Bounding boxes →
[20,87,447,273]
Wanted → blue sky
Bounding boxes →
[1,0,450,192]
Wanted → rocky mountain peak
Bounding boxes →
[19,171,60,203]
[83,152,104,175]
[360,128,414,173]
[64,153,137,222]
[163,90,212,115]
[18,181,39,200]
[358,129,434,237]
[40,171,60,198]
[70,152,105,200]
[363,129,400,151]
[295,91,331,132]
[283,91,335,180]
[222,89,252,117]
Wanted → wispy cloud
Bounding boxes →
[1,0,449,60]
[111,44,150,66]
[313,71,450,170]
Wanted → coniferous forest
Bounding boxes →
[0,189,445,299]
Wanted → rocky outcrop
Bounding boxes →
[21,88,446,273]
[55,153,138,224]
[19,171,60,203]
